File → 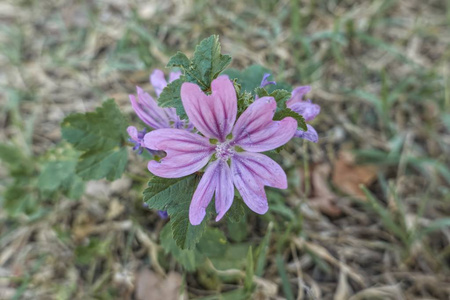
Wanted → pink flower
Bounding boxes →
[143,77,297,225]
[127,70,192,154]
[150,69,182,97]
[286,86,320,143]
[129,70,188,130]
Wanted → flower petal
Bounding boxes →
[189,160,234,225]
[127,126,139,141]
[294,124,318,143]
[169,70,182,83]
[150,69,168,97]
[286,86,311,107]
[232,97,297,152]
[144,129,214,178]
[130,87,171,129]
[288,100,320,122]
[214,161,234,222]
[231,152,288,214]
[181,77,237,141]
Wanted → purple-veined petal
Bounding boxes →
[169,71,182,83]
[188,161,217,225]
[288,99,320,122]
[130,87,171,129]
[231,152,287,214]
[181,77,237,142]
[214,161,234,222]
[232,97,297,152]
[189,160,234,225]
[286,86,311,107]
[127,126,139,141]
[150,69,168,97]
[294,124,318,143]
[144,129,214,178]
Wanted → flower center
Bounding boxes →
[215,142,235,161]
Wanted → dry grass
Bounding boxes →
[1,0,449,299]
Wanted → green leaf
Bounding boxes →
[225,65,292,95]
[226,196,246,223]
[38,145,85,199]
[76,147,128,181]
[227,217,247,243]
[157,78,186,119]
[143,174,207,249]
[255,222,273,277]
[0,143,34,176]
[167,51,190,69]
[224,65,271,94]
[39,160,75,192]
[209,243,250,271]
[3,184,37,217]
[270,89,292,109]
[255,87,269,98]
[161,35,231,117]
[256,88,292,109]
[276,252,294,300]
[273,108,307,131]
[160,224,203,271]
[244,246,255,293]
[191,35,231,89]
[197,228,227,258]
[61,99,128,181]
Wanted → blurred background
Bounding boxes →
[1,0,449,299]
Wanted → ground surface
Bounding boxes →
[1,0,450,299]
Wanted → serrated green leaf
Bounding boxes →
[76,147,128,181]
[256,88,292,109]
[255,87,269,98]
[191,35,231,89]
[157,78,187,119]
[39,160,76,191]
[270,89,291,108]
[167,51,190,69]
[61,99,128,181]
[143,174,207,249]
[62,99,128,151]
[273,108,307,131]
[160,35,231,117]
[160,224,203,271]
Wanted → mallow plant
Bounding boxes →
[60,35,320,252]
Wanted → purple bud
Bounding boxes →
[260,73,276,88]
